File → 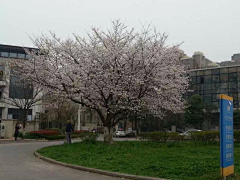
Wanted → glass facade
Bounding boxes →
[0,51,28,59]
[9,76,33,99]
[186,66,240,108]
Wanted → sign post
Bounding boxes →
[220,94,234,178]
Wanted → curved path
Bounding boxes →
[0,141,121,180]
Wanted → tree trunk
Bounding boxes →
[208,117,211,131]
[22,109,28,135]
[103,126,113,143]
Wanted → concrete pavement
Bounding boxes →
[0,141,122,180]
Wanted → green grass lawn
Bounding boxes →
[37,141,240,180]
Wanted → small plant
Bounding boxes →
[79,132,98,144]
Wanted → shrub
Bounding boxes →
[23,132,39,139]
[45,134,80,140]
[74,130,89,134]
[18,132,23,138]
[50,128,62,135]
[138,132,170,142]
[169,133,185,142]
[29,131,59,138]
[79,132,98,144]
[191,131,219,142]
[45,135,66,140]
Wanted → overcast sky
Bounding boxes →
[1,0,239,62]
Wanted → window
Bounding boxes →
[212,75,220,82]
[197,71,204,76]
[18,53,25,59]
[9,76,33,99]
[1,52,9,57]
[229,73,237,82]
[204,84,211,90]
[204,75,211,83]
[220,83,228,88]
[8,108,32,121]
[220,68,228,74]
[212,94,220,102]
[204,70,211,75]
[220,74,228,82]
[212,83,220,91]
[204,90,211,94]
[203,94,212,102]
[237,73,240,81]
[229,93,237,101]
[229,67,237,73]
[191,77,197,84]
[220,88,228,93]
[190,71,196,76]
[212,69,220,75]
[9,53,17,58]
[229,82,237,88]
[197,84,204,90]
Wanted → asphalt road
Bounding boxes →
[0,141,122,180]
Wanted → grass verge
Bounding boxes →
[37,141,240,180]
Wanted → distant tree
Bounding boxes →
[185,94,204,129]
[203,102,218,130]
[43,95,78,130]
[234,109,240,129]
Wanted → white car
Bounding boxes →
[179,129,201,136]
[114,130,126,137]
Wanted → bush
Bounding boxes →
[191,131,219,142]
[18,132,23,138]
[50,128,62,135]
[74,130,89,134]
[23,132,39,139]
[45,134,80,140]
[45,135,65,140]
[29,131,59,138]
[138,132,170,142]
[169,133,185,142]
[79,132,98,144]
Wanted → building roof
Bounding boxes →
[194,51,204,56]
[180,56,192,60]
[0,44,36,54]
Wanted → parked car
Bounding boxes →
[179,129,201,136]
[114,129,126,137]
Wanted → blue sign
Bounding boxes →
[220,94,234,177]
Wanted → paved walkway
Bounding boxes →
[0,141,122,180]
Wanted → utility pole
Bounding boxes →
[77,104,81,131]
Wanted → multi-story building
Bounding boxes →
[0,44,43,121]
[179,50,220,70]
[185,65,240,109]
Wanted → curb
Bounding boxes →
[34,151,165,180]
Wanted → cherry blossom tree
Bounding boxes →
[13,20,188,142]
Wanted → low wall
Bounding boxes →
[2,119,39,138]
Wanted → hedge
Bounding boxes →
[138,131,240,142]
[29,131,59,138]
[190,131,219,142]
[138,132,184,142]
[74,130,89,134]
[45,134,80,140]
